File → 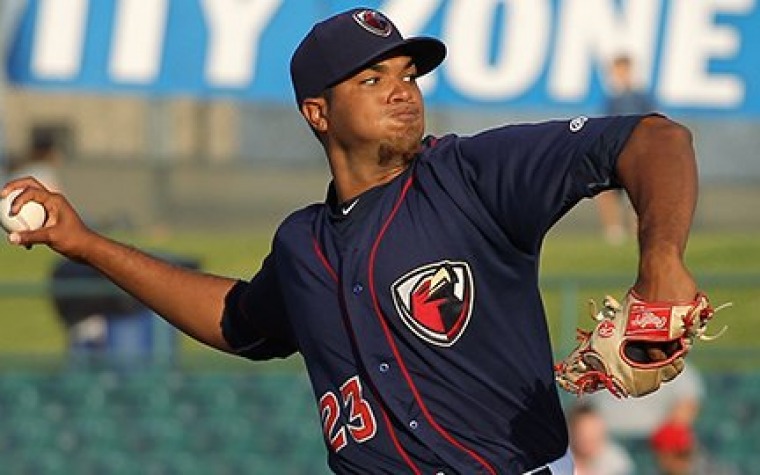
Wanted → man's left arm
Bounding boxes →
[616,115,698,301]
[554,118,725,398]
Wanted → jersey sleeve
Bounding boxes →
[220,253,298,360]
[455,114,645,251]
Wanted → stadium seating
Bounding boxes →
[1,367,759,474]
[611,372,760,475]
[0,367,330,474]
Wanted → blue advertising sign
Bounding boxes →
[5,0,760,116]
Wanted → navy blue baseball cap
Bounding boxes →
[290,8,446,107]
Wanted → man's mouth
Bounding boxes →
[389,108,421,122]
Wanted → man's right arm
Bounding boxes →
[2,177,236,353]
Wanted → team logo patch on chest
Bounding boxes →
[391,261,474,347]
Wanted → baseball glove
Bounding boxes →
[554,290,729,398]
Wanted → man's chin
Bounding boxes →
[377,139,421,167]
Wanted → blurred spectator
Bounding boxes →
[604,54,656,116]
[585,363,704,439]
[584,363,705,473]
[649,421,738,475]
[9,126,65,192]
[595,53,656,245]
[568,402,635,475]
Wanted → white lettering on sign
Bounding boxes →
[381,0,442,93]
[201,0,282,87]
[109,0,169,83]
[382,0,441,41]
[444,0,550,100]
[659,0,753,107]
[32,0,88,79]
[21,0,754,111]
[549,0,660,101]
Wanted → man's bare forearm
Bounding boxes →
[69,231,236,352]
[616,115,698,300]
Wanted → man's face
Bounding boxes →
[326,54,425,160]
[570,413,607,459]
[610,60,633,90]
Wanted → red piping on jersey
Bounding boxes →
[367,175,497,475]
[379,404,422,475]
[313,237,338,282]
[312,234,422,473]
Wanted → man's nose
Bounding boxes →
[389,79,413,102]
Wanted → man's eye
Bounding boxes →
[404,74,418,82]
[362,77,379,85]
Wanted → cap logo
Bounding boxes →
[352,10,393,37]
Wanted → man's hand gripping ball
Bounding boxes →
[555,290,729,398]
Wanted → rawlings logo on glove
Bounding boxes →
[554,290,729,398]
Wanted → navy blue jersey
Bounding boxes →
[222,115,643,474]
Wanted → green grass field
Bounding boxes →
[1,229,758,370]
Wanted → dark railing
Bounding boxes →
[1,272,759,359]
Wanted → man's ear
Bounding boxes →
[301,97,328,132]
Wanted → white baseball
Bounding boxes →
[0,189,47,233]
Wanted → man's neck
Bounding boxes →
[331,161,408,203]
[328,143,418,203]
